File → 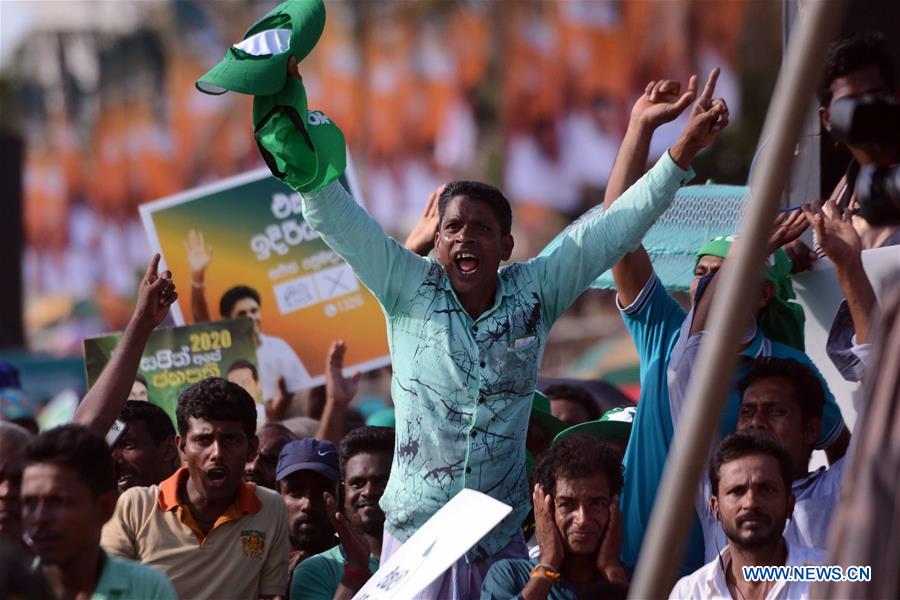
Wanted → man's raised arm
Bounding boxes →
[74,255,177,436]
[604,72,715,306]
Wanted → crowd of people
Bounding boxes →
[0,24,897,600]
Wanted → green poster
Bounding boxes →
[84,318,259,426]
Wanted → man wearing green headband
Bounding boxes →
[270,58,728,595]
[595,70,849,578]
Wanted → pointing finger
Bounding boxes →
[145,254,161,282]
[699,67,721,105]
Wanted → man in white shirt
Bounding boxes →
[219,286,311,403]
[697,357,845,561]
[671,431,825,600]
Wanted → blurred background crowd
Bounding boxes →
[1,0,778,359]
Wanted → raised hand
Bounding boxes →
[802,199,862,268]
[404,184,444,256]
[325,491,371,574]
[184,230,213,280]
[670,68,730,168]
[630,77,698,131]
[533,484,565,570]
[326,340,361,407]
[134,253,177,331]
[766,208,810,256]
[596,497,628,586]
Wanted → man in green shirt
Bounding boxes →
[291,426,393,599]
[22,424,175,599]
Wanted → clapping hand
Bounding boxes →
[802,199,863,268]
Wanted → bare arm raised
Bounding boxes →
[74,255,177,436]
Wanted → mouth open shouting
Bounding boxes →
[453,250,481,276]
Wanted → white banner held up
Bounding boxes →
[352,489,512,600]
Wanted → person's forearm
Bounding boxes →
[605,121,656,306]
[835,259,876,343]
[315,395,347,444]
[190,274,211,323]
[520,577,553,600]
[604,121,655,211]
[74,317,154,435]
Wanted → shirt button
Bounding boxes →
[466,467,472,474]
[479,360,486,368]
[472,324,478,332]
[470,430,477,438]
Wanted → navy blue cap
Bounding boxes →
[276,438,339,482]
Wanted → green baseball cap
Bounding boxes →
[253,77,346,193]
[553,406,636,444]
[196,0,326,96]
[530,391,567,439]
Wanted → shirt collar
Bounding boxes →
[156,467,262,514]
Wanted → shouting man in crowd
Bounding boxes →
[102,378,289,600]
[235,53,729,595]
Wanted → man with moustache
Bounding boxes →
[698,358,845,561]
[481,435,628,599]
[102,378,289,599]
[245,423,298,490]
[670,431,825,599]
[22,424,174,599]
[291,426,393,599]
[276,438,340,577]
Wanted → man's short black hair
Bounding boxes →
[219,285,261,319]
[533,434,623,497]
[120,400,176,445]
[709,430,794,496]
[134,374,148,387]
[25,424,116,497]
[544,383,601,422]
[818,32,896,106]
[339,426,394,475]
[227,359,259,382]
[738,357,825,423]
[176,378,257,439]
[439,181,513,237]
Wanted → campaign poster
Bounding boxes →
[139,156,391,394]
[84,318,260,426]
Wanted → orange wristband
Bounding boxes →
[530,564,561,586]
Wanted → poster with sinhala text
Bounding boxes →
[138,160,391,397]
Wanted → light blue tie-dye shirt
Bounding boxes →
[300,153,694,558]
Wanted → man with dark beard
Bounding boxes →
[670,431,825,599]
[291,426,393,599]
[276,438,340,579]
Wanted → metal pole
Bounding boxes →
[627,1,847,597]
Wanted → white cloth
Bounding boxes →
[670,541,826,599]
[257,332,310,400]
[699,458,846,563]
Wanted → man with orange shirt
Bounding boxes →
[101,378,290,599]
